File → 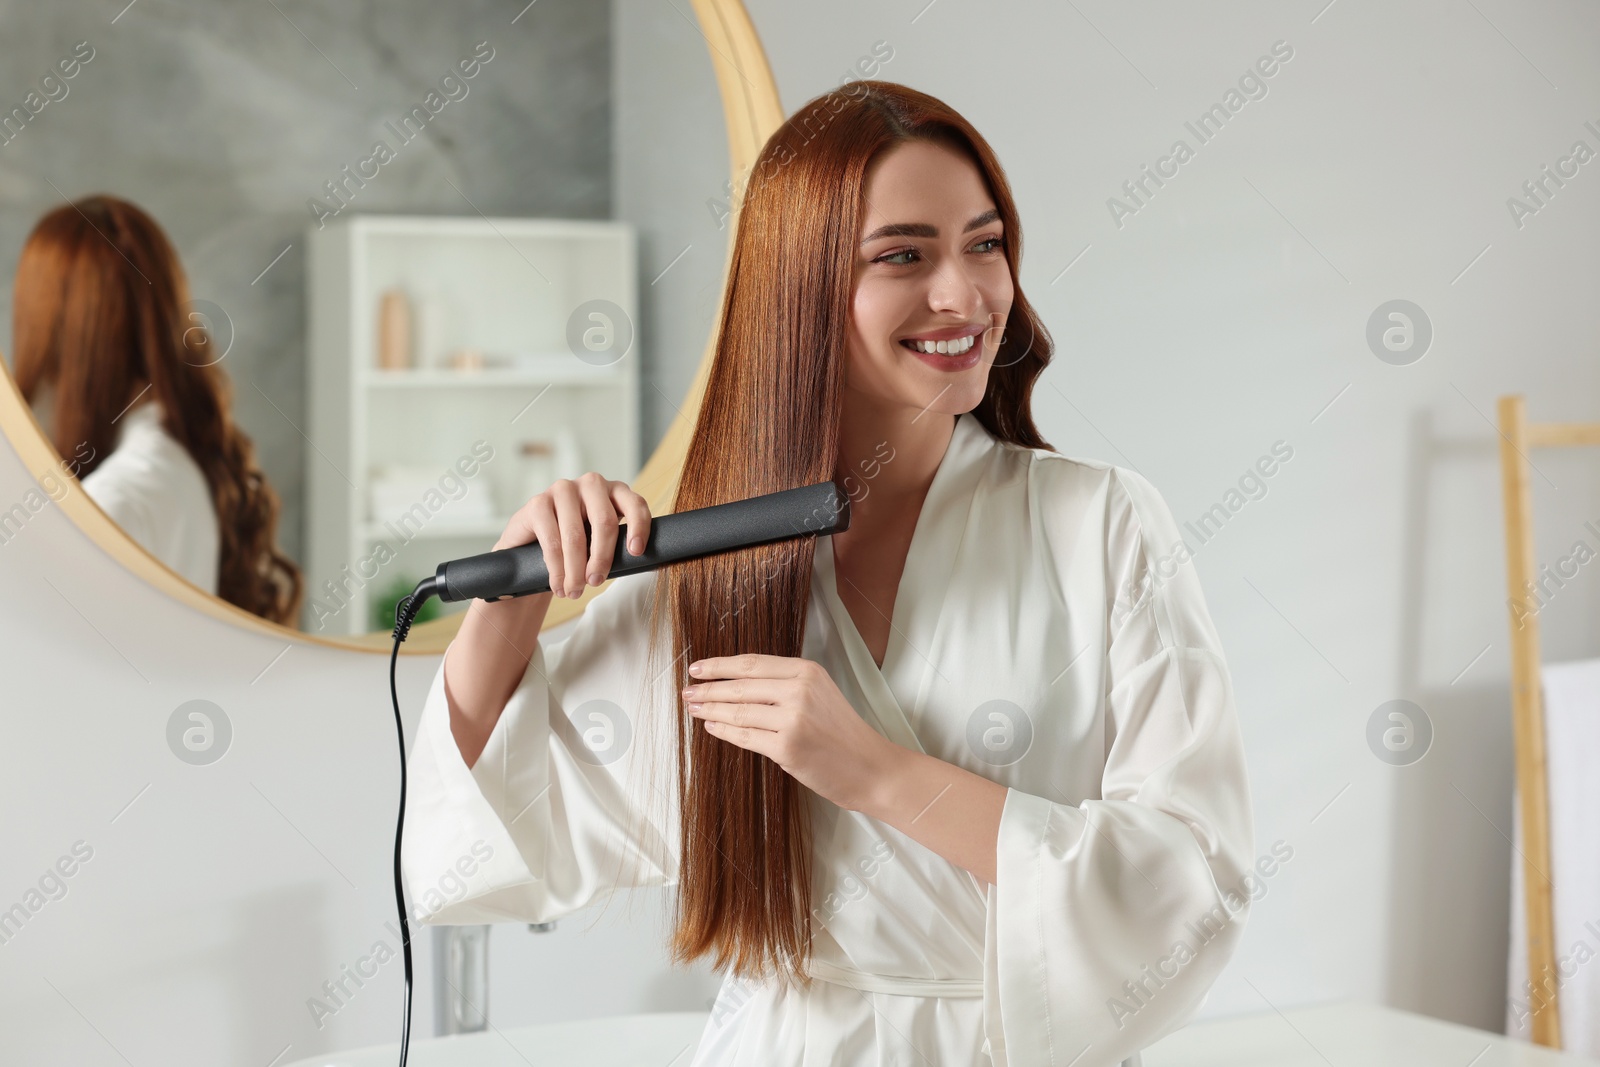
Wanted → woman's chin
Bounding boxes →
[898,369,989,419]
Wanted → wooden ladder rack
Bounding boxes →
[1496,393,1592,1049]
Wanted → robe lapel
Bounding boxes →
[813,536,925,755]
[811,414,998,750]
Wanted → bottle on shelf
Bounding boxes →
[376,289,412,371]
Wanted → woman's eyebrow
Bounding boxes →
[859,208,1000,245]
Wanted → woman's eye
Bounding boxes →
[875,238,1003,266]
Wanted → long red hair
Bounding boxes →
[652,80,1054,984]
[12,195,302,625]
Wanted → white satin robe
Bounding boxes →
[401,412,1255,1067]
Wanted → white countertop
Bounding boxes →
[284,1001,1600,1067]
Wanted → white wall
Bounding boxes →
[4,0,1599,1063]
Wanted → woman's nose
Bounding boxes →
[924,257,985,315]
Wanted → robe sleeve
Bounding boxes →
[986,464,1255,1067]
[400,572,681,926]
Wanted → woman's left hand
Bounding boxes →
[684,654,898,812]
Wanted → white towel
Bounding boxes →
[1506,657,1600,1053]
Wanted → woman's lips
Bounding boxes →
[900,323,987,343]
[899,336,984,372]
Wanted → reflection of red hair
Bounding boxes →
[653,81,1054,984]
[13,195,302,625]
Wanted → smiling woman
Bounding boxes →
[403,79,1254,1067]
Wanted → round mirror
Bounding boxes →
[0,0,781,653]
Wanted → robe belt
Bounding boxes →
[805,958,985,998]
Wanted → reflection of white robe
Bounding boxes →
[401,412,1254,1067]
[80,401,219,594]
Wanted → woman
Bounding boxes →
[13,195,302,626]
[402,81,1253,1066]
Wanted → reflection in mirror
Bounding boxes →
[0,2,730,637]
[14,195,304,625]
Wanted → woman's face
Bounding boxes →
[847,139,1015,420]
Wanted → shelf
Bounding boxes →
[362,516,508,542]
[364,365,626,389]
[307,214,637,636]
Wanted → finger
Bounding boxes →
[577,473,617,588]
[518,492,563,563]
[549,480,588,598]
[688,654,801,680]
[701,718,777,759]
[521,497,560,593]
[611,483,651,556]
[684,677,787,705]
[497,492,559,598]
[688,701,783,732]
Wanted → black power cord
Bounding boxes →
[388,575,439,1067]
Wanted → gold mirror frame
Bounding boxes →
[0,0,783,655]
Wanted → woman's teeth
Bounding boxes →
[902,334,975,355]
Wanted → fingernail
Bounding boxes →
[688,662,704,676]
[629,537,642,554]
[588,572,602,586]
[687,702,703,712]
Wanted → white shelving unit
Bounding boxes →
[304,215,639,635]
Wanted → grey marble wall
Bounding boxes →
[0,0,614,568]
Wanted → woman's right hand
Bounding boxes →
[494,472,652,599]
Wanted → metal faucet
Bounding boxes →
[431,925,490,1035]
[431,922,560,1036]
